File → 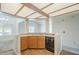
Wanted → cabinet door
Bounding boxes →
[20,37,27,51]
[28,36,37,48]
[37,36,45,48]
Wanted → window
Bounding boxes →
[28,19,37,33]
[0,24,12,36]
[0,12,13,36]
[18,21,26,34]
[3,25,12,35]
[49,17,52,33]
[37,19,46,33]
[28,18,46,33]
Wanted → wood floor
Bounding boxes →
[21,49,78,55]
[21,49,54,55]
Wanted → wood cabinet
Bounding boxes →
[28,36,37,48]
[20,36,45,50]
[20,37,27,51]
[37,36,45,48]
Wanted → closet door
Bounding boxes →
[28,36,37,48]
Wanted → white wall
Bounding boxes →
[52,11,79,53]
[0,35,19,54]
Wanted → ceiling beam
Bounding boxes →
[41,3,53,10]
[25,3,53,18]
[35,15,47,19]
[15,5,24,15]
[22,3,49,17]
[25,12,36,18]
[36,16,42,18]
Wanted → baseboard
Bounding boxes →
[63,46,79,54]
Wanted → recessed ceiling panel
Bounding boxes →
[27,13,43,18]
[17,6,35,17]
[1,3,22,14]
[49,4,79,16]
[43,3,75,14]
[32,3,50,9]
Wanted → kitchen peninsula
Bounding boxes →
[20,33,61,55]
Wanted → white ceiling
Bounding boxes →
[49,4,79,16]
[17,6,35,17]
[1,3,79,19]
[32,3,50,9]
[42,3,75,14]
[1,3,22,14]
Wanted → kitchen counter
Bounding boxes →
[19,33,62,55]
[20,33,55,37]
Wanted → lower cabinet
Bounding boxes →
[37,36,45,48]
[20,37,28,51]
[20,36,45,51]
[28,36,37,48]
